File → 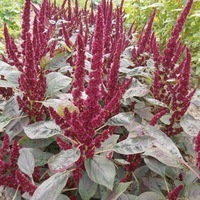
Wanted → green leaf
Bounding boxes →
[0,80,17,87]
[135,191,164,200]
[3,97,20,118]
[46,52,71,71]
[48,148,81,173]
[180,114,200,136]
[31,171,70,200]
[28,148,53,166]
[46,72,72,97]
[114,136,155,155]
[19,136,54,148]
[123,87,149,98]
[79,172,98,200]
[56,194,70,200]
[143,146,182,168]
[17,148,35,178]
[184,183,200,200]
[0,60,18,76]
[143,125,183,161]
[24,121,62,139]
[0,116,12,131]
[106,112,134,126]
[144,157,166,177]
[141,2,164,10]
[145,98,168,108]
[6,116,29,139]
[102,182,132,200]
[85,156,116,190]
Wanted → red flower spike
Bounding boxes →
[21,0,31,54]
[10,140,20,167]
[82,5,105,126]
[107,37,122,96]
[0,134,10,157]
[162,0,193,70]
[168,185,183,200]
[72,34,86,110]
[137,9,156,56]
[194,132,200,152]
[15,170,37,195]
[149,109,168,126]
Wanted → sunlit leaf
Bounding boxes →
[31,171,70,200]
[85,156,116,190]
[102,182,132,200]
[135,191,164,200]
[46,72,72,97]
[114,136,155,155]
[46,52,71,71]
[48,148,81,173]
[17,148,35,178]
[24,121,62,139]
[79,172,98,200]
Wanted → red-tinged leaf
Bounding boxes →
[79,172,98,200]
[114,136,155,155]
[17,148,35,178]
[135,191,164,200]
[102,182,132,200]
[48,148,81,173]
[85,156,116,190]
[31,172,70,200]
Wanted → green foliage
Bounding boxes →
[123,0,200,75]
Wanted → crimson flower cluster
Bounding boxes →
[167,185,183,200]
[131,0,194,136]
[0,135,37,195]
[194,131,200,170]
[50,4,131,184]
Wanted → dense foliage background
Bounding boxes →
[0,0,200,200]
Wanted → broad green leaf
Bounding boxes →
[46,52,71,71]
[79,172,98,200]
[102,182,132,200]
[0,60,18,76]
[56,194,70,200]
[143,146,182,168]
[143,125,183,161]
[145,98,168,108]
[184,183,200,200]
[24,121,62,139]
[142,177,162,194]
[114,136,155,155]
[0,80,17,87]
[4,187,22,200]
[46,72,72,97]
[17,148,35,178]
[123,87,149,98]
[85,156,116,190]
[106,112,134,126]
[141,2,164,10]
[160,114,171,125]
[48,148,81,173]
[6,116,29,139]
[5,71,20,86]
[28,148,53,166]
[144,157,166,177]
[180,114,200,136]
[0,116,12,131]
[135,191,164,200]
[19,136,54,148]
[3,97,20,117]
[31,171,70,200]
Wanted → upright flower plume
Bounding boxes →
[81,5,105,127]
[72,34,86,110]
